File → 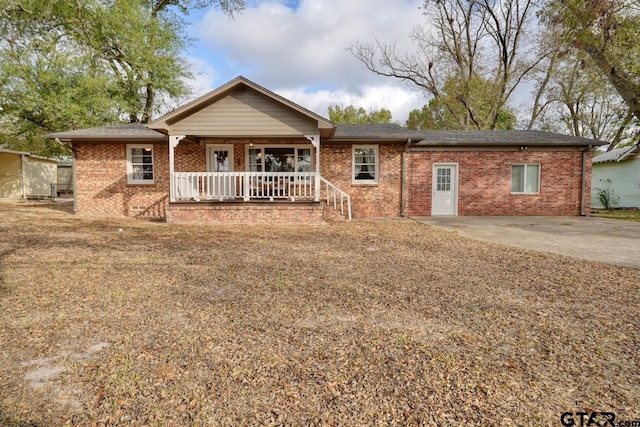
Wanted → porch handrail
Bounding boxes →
[319,176,352,220]
[172,171,317,202]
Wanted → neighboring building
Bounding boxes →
[0,148,58,200]
[591,144,640,209]
[46,76,603,223]
[56,159,74,195]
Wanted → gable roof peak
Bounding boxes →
[148,76,335,135]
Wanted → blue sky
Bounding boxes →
[179,0,427,123]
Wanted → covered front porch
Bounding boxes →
[168,135,322,203]
[147,76,351,222]
[165,136,351,221]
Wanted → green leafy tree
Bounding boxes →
[543,0,640,125]
[328,105,393,124]
[536,51,637,149]
[0,0,244,156]
[405,76,516,130]
[540,0,640,149]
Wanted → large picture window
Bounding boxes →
[246,146,312,173]
[127,144,154,184]
[353,145,378,184]
[511,164,540,194]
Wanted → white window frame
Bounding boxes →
[243,145,313,173]
[127,144,155,185]
[511,163,540,194]
[352,145,379,184]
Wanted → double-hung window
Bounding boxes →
[127,144,154,184]
[511,164,540,194]
[353,145,378,184]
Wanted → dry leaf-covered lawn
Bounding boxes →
[0,202,638,426]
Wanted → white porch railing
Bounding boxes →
[320,176,352,220]
[172,172,317,202]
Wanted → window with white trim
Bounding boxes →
[511,164,540,194]
[352,145,378,184]
[127,144,154,184]
[245,146,312,172]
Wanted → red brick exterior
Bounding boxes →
[406,149,593,216]
[73,140,593,221]
[74,142,170,218]
[73,139,316,220]
[166,202,324,224]
[320,143,404,218]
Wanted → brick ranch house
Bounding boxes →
[46,76,603,224]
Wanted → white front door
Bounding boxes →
[206,145,235,198]
[432,164,458,216]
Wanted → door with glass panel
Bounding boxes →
[206,145,235,199]
[432,164,458,216]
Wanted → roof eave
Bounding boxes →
[412,141,603,148]
[329,136,423,143]
[50,136,167,143]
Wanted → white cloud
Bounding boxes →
[278,85,426,123]
[185,56,219,97]
[189,0,427,123]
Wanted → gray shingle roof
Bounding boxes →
[45,123,166,141]
[333,124,424,141]
[592,144,640,163]
[413,130,604,147]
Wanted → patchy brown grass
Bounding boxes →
[1,201,639,426]
[592,208,640,223]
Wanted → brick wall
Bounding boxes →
[74,141,594,220]
[406,149,593,216]
[73,139,318,220]
[74,142,170,218]
[166,202,324,224]
[320,143,404,218]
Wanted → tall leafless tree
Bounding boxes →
[350,0,549,130]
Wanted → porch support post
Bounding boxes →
[168,135,185,202]
[305,134,320,202]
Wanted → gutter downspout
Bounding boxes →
[72,147,78,214]
[401,138,411,217]
[580,145,592,216]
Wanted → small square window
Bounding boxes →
[127,144,154,184]
[512,164,540,194]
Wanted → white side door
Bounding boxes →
[432,163,458,216]
[206,145,235,199]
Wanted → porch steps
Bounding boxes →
[319,177,352,220]
[322,203,349,222]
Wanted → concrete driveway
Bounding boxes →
[413,216,640,269]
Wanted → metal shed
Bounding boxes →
[0,149,58,200]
